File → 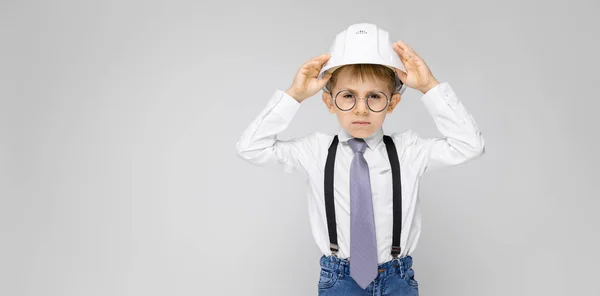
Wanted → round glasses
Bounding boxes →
[333,90,391,112]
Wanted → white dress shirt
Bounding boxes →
[236,82,485,264]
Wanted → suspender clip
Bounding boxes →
[391,246,401,258]
[330,243,339,257]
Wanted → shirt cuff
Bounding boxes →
[271,89,301,121]
[420,82,458,111]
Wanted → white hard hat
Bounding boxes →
[319,23,406,94]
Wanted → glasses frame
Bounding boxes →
[332,89,392,113]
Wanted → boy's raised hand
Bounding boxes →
[285,54,333,103]
[392,40,440,94]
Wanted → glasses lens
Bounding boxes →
[367,92,388,112]
[334,90,356,111]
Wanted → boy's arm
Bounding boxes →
[236,89,312,174]
[400,82,485,175]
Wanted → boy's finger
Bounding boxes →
[395,68,408,83]
[300,61,325,78]
[397,40,421,59]
[394,47,413,71]
[307,57,330,75]
[304,61,323,73]
[393,43,410,60]
[306,54,329,62]
[395,41,414,60]
[302,54,330,68]
[300,60,319,71]
[313,54,331,64]
[316,72,333,89]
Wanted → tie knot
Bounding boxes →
[348,138,367,154]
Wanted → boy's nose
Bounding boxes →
[354,99,369,113]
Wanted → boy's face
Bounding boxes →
[322,67,401,139]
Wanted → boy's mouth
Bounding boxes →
[352,121,370,126]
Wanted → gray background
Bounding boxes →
[1,0,598,295]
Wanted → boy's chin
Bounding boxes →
[345,126,376,138]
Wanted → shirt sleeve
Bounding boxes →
[399,82,485,175]
[236,89,314,174]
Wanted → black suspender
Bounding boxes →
[383,135,402,259]
[324,135,403,259]
[324,135,340,255]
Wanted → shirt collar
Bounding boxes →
[337,126,384,150]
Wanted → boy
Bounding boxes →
[236,23,484,295]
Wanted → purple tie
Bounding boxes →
[347,138,378,289]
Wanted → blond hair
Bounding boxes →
[326,64,397,94]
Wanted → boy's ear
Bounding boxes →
[322,92,336,114]
[387,93,402,113]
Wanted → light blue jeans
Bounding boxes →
[318,254,419,295]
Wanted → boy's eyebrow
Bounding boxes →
[340,87,385,93]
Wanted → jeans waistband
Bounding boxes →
[319,254,413,280]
